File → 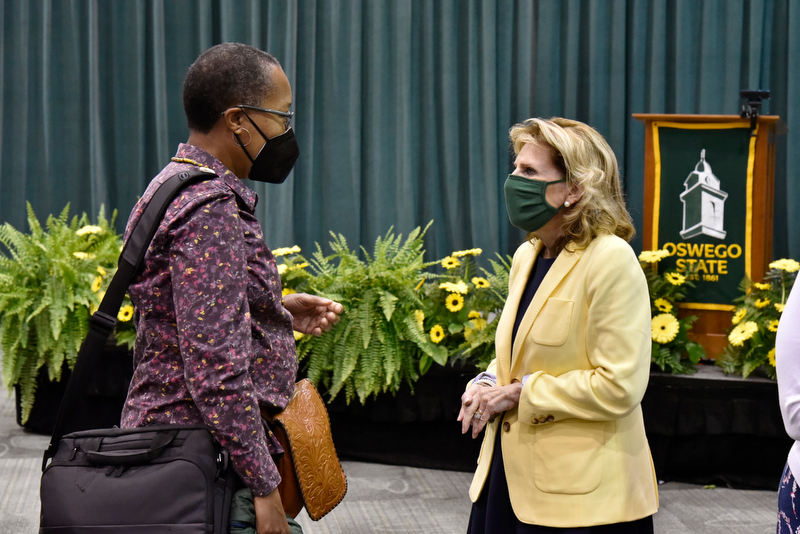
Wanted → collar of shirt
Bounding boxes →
[174,143,259,212]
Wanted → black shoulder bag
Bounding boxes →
[39,166,239,534]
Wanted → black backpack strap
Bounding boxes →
[43,166,217,469]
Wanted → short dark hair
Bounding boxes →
[183,43,281,133]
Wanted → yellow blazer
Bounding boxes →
[469,234,659,527]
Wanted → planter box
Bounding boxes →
[322,362,792,489]
[323,362,483,472]
[641,364,791,489]
[15,344,134,435]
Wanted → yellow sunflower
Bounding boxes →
[277,264,288,275]
[665,272,686,286]
[272,245,301,257]
[441,256,460,269]
[90,290,105,315]
[97,266,107,276]
[769,258,800,273]
[471,277,490,288]
[117,305,134,322]
[728,321,758,347]
[654,298,673,313]
[467,311,486,329]
[768,320,780,333]
[430,325,445,344]
[768,347,776,367]
[439,280,469,294]
[414,310,425,330]
[651,313,680,344]
[464,326,476,341]
[638,250,670,263]
[754,298,771,309]
[445,292,465,312]
[752,282,770,291]
[282,288,296,296]
[72,252,90,260]
[775,303,786,313]
[731,308,747,325]
[452,248,483,257]
[91,275,103,293]
[293,330,304,341]
[470,317,487,331]
[76,225,103,236]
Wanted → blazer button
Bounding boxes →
[531,418,540,425]
[545,415,554,423]
[503,422,511,432]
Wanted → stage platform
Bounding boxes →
[328,363,792,490]
[643,364,791,489]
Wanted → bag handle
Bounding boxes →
[42,166,217,470]
[84,428,180,465]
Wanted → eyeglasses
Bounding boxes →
[234,104,293,131]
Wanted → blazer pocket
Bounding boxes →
[531,420,607,494]
[530,298,573,346]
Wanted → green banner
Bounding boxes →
[653,122,755,309]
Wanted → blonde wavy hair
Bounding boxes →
[509,117,635,248]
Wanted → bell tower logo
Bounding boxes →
[679,149,728,240]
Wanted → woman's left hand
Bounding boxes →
[283,293,343,336]
[457,382,523,439]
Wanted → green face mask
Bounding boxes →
[504,174,566,232]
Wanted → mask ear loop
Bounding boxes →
[238,106,274,146]
[233,128,256,164]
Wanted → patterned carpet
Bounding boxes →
[0,386,780,533]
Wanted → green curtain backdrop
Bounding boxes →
[1,0,798,263]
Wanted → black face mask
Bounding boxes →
[236,112,300,184]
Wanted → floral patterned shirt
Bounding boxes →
[120,143,297,496]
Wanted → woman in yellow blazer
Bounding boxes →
[458,117,658,533]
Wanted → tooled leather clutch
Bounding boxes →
[263,378,348,520]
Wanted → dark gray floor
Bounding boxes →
[0,389,779,533]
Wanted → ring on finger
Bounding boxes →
[473,411,483,420]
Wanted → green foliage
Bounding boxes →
[716,259,798,379]
[418,252,511,371]
[290,223,446,404]
[277,226,512,405]
[0,203,132,423]
[638,250,705,374]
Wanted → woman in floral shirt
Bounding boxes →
[121,43,341,534]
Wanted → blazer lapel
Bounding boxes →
[508,246,582,379]
[495,241,540,386]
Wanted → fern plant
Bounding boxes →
[293,223,447,404]
[0,203,130,423]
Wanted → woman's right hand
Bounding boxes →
[458,382,523,439]
[254,489,291,534]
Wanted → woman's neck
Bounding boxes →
[540,241,562,259]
